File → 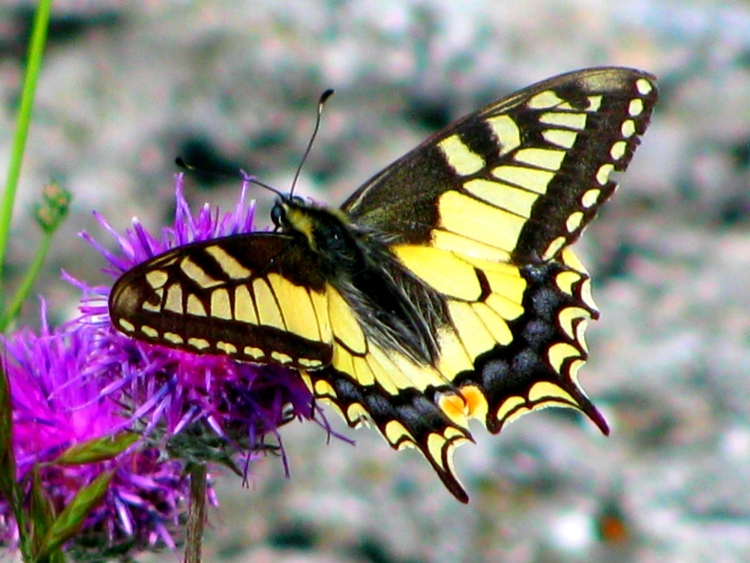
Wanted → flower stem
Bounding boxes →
[0,229,53,332]
[184,464,208,563]
[0,0,53,311]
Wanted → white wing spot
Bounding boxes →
[610,141,627,161]
[621,119,636,138]
[217,341,238,355]
[566,212,584,233]
[188,337,210,351]
[628,98,644,117]
[163,332,184,345]
[141,325,158,338]
[543,236,567,260]
[636,78,653,95]
[596,164,614,186]
[118,319,135,332]
[271,351,294,364]
[548,342,581,373]
[580,278,597,311]
[555,270,581,295]
[244,346,265,359]
[581,189,600,208]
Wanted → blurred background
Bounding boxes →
[1,1,749,561]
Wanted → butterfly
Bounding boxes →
[109,67,657,502]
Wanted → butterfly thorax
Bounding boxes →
[274,197,363,275]
[274,196,447,365]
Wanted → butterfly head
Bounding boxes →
[271,194,362,270]
[270,194,306,229]
[272,194,320,247]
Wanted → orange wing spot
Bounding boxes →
[460,385,489,421]
[438,386,488,429]
[438,393,469,428]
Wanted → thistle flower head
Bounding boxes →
[1,304,194,555]
[2,174,342,560]
[78,174,329,472]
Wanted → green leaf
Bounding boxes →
[29,466,56,560]
[53,432,140,466]
[36,470,115,560]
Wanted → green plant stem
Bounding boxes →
[0,0,53,310]
[0,229,53,332]
[184,464,208,563]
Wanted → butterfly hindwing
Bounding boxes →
[301,351,474,502]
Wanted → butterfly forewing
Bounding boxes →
[109,234,334,369]
[343,67,657,262]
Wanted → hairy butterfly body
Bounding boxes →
[110,67,657,502]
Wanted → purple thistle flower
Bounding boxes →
[1,173,343,560]
[77,174,336,476]
[1,303,196,555]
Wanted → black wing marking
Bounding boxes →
[301,339,474,503]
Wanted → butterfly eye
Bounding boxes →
[271,202,285,228]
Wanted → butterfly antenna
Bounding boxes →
[290,89,334,196]
[176,156,286,198]
[175,156,228,179]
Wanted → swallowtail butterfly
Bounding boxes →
[110,67,657,502]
